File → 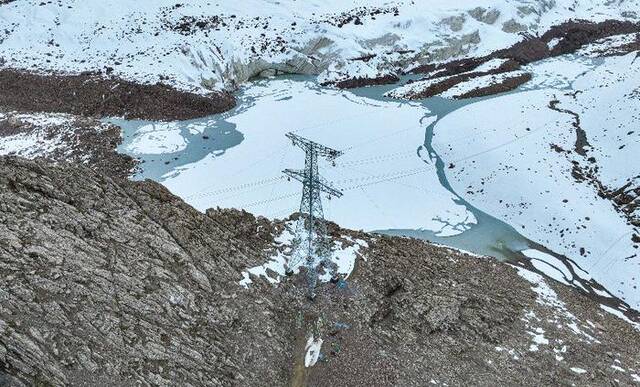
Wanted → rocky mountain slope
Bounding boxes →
[1,156,639,386]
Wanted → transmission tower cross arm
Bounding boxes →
[283,168,306,184]
[315,176,344,198]
[285,132,344,161]
[283,169,344,198]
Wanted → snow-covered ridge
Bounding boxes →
[1,0,638,93]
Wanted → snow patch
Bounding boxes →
[517,268,599,343]
[577,33,639,57]
[522,249,573,286]
[547,37,562,50]
[435,53,640,309]
[239,221,368,288]
[304,336,323,367]
[527,327,549,352]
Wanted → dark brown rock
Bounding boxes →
[326,74,400,89]
[541,19,640,56]
[494,37,551,64]
[0,69,236,121]
[454,73,532,99]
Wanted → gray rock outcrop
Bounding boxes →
[0,157,639,386]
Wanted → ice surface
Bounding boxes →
[161,78,476,234]
[125,122,188,154]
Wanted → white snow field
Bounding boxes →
[434,52,640,309]
[162,78,476,235]
[1,0,638,92]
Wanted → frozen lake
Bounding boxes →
[112,74,638,318]
[113,76,476,235]
[111,76,559,259]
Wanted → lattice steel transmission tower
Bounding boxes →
[283,132,343,298]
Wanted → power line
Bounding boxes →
[342,168,428,191]
[183,149,424,199]
[339,123,423,152]
[185,176,285,199]
[239,192,299,209]
[334,150,415,168]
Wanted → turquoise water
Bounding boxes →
[112,116,243,181]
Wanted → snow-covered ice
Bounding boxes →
[157,78,475,234]
[435,52,640,309]
[522,55,596,90]
[124,122,188,154]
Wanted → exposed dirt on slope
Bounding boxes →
[541,19,640,57]
[0,69,236,121]
[1,157,639,386]
[397,60,527,100]
[411,19,640,77]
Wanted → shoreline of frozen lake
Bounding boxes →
[112,72,639,322]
